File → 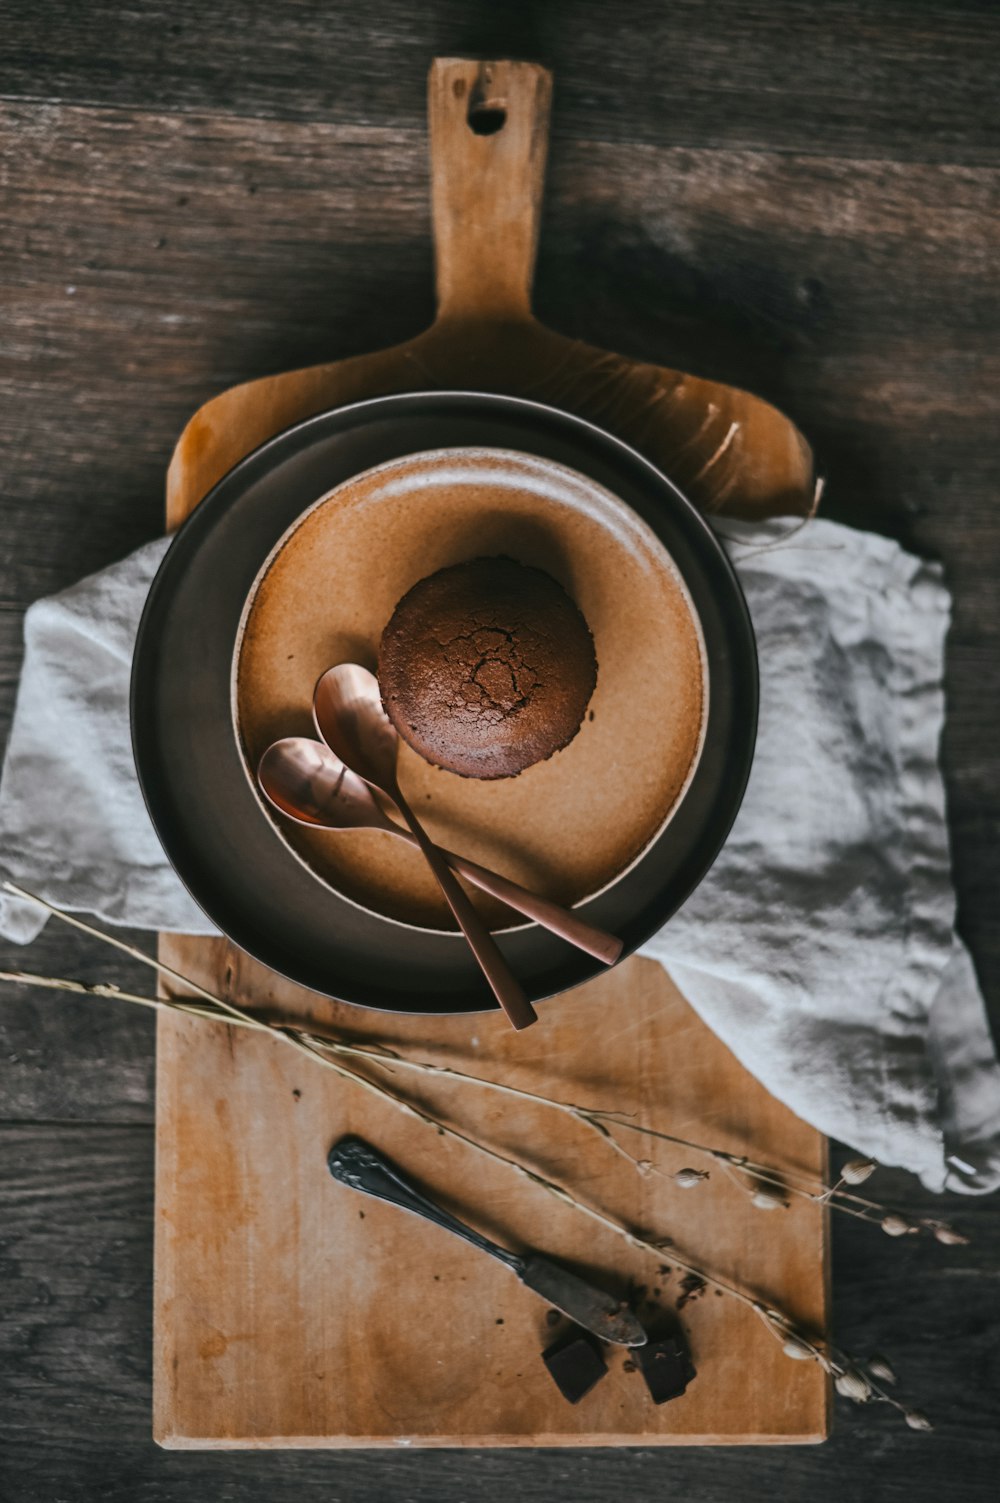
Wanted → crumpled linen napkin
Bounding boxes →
[2,519,998,1193]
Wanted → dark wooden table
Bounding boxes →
[2,3,998,1498]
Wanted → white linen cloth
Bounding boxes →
[2,519,998,1194]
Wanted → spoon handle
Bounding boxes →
[395,833,622,966]
[391,786,538,1031]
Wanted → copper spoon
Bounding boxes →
[313,664,537,1031]
[258,737,623,967]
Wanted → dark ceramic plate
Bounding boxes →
[131,392,757,1016]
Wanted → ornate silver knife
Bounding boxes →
[328,1135,647,1348]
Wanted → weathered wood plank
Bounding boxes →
[1,104,997,558]
[1,1125,997,1496]
[153,951,828,1446]
[1,0,999,164]
[0,928,157,1123]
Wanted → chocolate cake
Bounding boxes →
[378,556,598,779]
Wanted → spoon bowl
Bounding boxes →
[257,735,623,968]
[313,663,400,792]
[258,736,394,833]
[313,664,538,1030]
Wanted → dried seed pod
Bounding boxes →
[673,1168,709,1188]
[932,1223,969,1246]
[751,1187,789,1210]
[904,1408,933,1432]
[782,1336,815,1361]
[840,1157,877,1185]
[834,1368,871,1402]
[636,1159,654,1177]
[867,1354,898,1385]
[881,1213,913,1237]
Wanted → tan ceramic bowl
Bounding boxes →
[232,447,708,933]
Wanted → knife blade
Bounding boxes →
[518,1253,647,1347]
[327,1135,647,1347]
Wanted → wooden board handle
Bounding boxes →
[428,59,553,324]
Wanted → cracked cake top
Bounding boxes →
[377,556,598,779]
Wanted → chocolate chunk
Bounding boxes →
[541,1332,608,1404]
[636,1336,696,1405]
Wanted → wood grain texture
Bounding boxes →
[1,1126,997,1498]
[2,0,999,164]
[0,0,998,1495]
[154,946,828,1446]
[164,60,814,522]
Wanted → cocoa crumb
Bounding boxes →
[676,1274,706,1311]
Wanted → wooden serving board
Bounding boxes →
[155,59,829,1448]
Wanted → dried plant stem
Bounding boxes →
[594,1111,964,1241]
[302,1033,771,1323]
[3,880,939,1427]
[0,967,265,1028]
[0,968,881,1217]
[0,882,803,1354]
[597,1112,826,1196]
[2,875,964,1245]
[0,957,661,1185]
[0,959,640,1177]
[300,1036,666,1177]
[1,964,757,1310]
[1,882,254,1024]
[0,969,175,1013]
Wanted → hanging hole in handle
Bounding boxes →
[468,98,507,136]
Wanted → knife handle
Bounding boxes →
[328,1135,523,1271]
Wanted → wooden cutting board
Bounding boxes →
[154,58,829,1448]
